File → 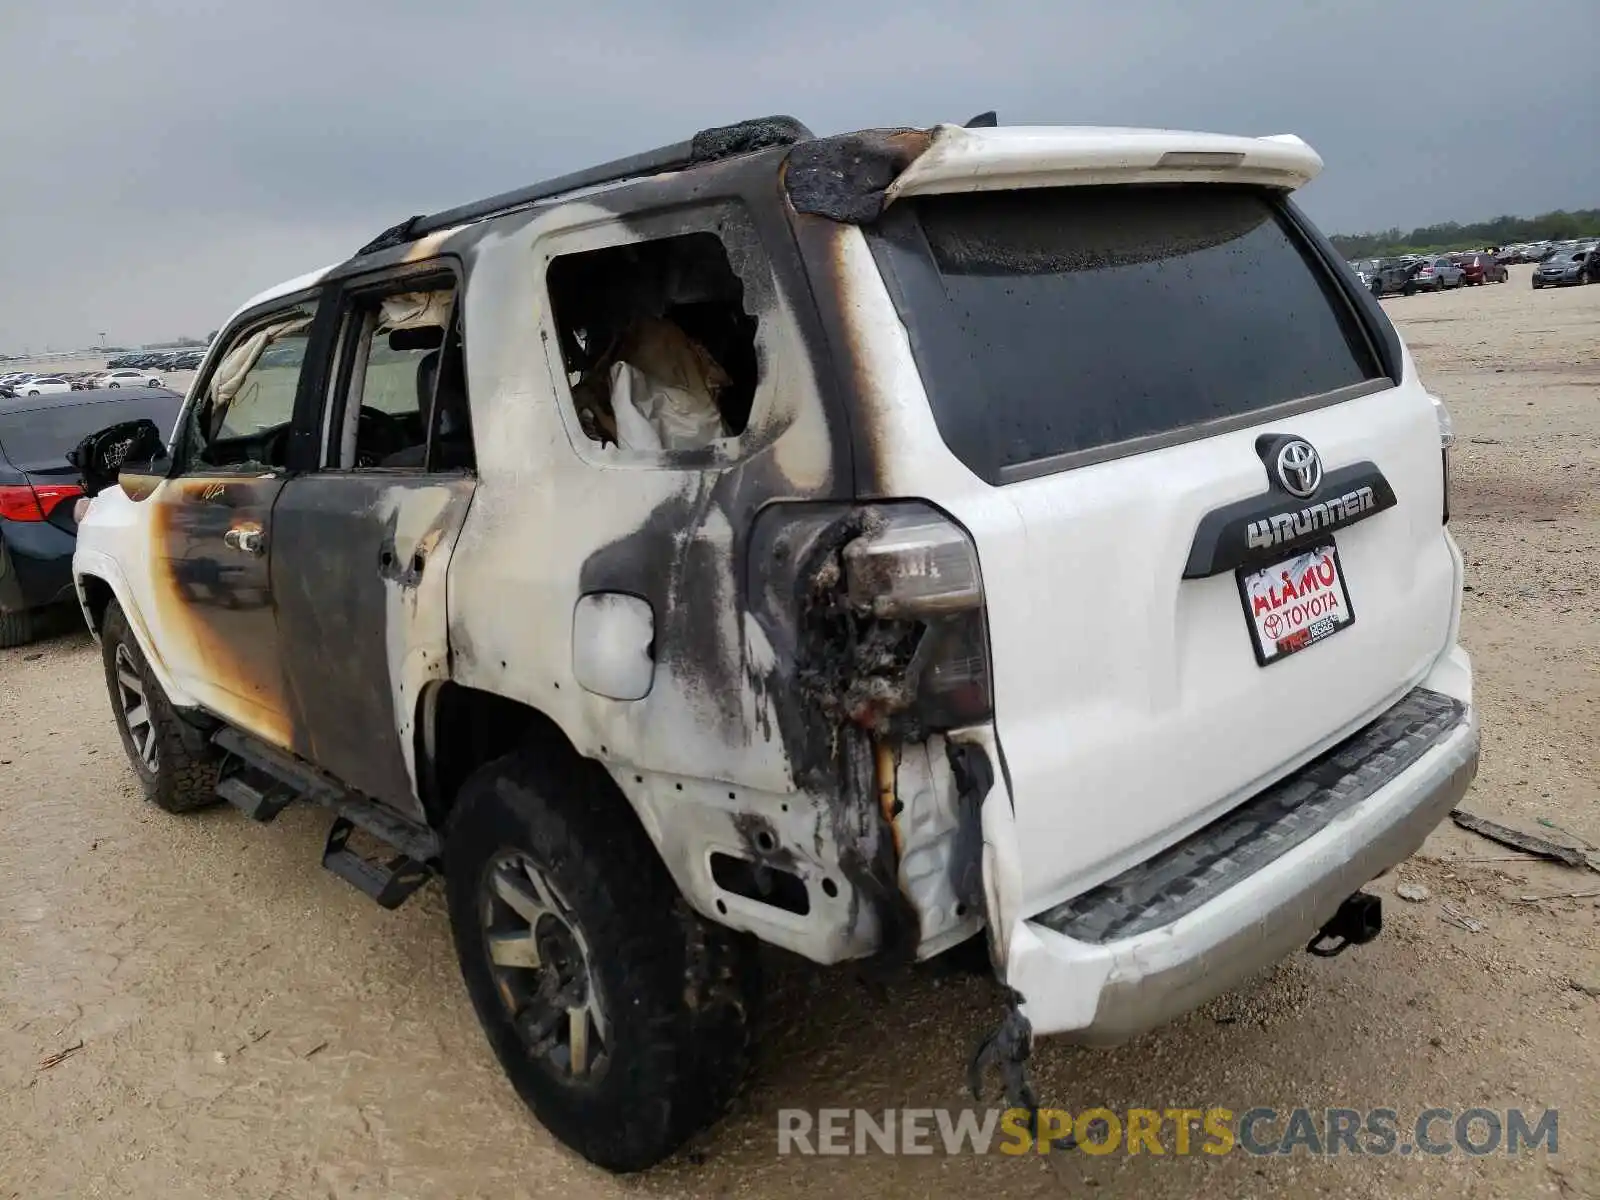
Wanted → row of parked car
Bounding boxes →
[1349,240,1599,297]
[1529,242,1600,289]
[106,348,205,372]
[1351,251,1506,297]
[1497,240,1586,263]
[0,368,166,398]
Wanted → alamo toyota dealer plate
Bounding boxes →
[1238,542,1355,665]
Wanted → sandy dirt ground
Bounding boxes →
[1,265,1596,1199]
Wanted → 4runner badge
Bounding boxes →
[1244,486,1376,552]
[1275,439,1323,498]
[1181,458,1398,579]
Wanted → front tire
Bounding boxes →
[107,382,120,388]
[444,748,759,1173]
[100,600,220,812]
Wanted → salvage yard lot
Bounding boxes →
[1,263,1596,1199]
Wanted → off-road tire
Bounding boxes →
[100,600,220,812]
[0,608,34,648]
[444,748,759,1173]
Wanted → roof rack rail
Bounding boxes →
[355,115,813,257]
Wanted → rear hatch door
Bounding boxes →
[870,184,1455,916]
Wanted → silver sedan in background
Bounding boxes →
[1410,256,1463,291]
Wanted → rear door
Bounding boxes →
[149,299,324,746]
[271,266,474,819]
[867,184,1455,915]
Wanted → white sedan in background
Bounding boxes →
[15,376,73,395]
[97,368,165,389]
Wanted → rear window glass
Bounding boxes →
[872,185,1383,481]
[0,393,181,472]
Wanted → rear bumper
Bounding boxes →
[1004,648,1477,1042]
[0,519,77,613]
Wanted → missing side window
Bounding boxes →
[547,231,759,451]
[188,302,317,471]
[331,280,473,471]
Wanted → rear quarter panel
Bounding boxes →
[437,196,899,961]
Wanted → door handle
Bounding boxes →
[224,526,265,556]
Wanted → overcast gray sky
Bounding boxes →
[2,0,1595,351]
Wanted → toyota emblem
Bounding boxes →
[1275,439,1323,498]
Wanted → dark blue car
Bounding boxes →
[0,387,182,646]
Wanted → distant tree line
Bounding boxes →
[1330,208,1600,258]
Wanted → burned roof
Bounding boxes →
[355,115,815,257]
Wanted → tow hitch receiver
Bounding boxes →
[1306,891,1383,958]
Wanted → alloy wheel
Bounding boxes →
[114,643,158,772]
[480,852,609,1080]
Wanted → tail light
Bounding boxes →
[0,481,83,522]
[748,502,995,755]
[0,484,44,521]
[1430,395,1454,525]
[843,514,982,616]
[839,507,993,729]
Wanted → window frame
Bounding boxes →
[534,202,784,471]
[170,288,331,477]
[865,186,1399,487]
[310,259,472,477]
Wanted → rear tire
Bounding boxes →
[100,600,220,812]
[0,608,34,648]
[444,748,759,1173]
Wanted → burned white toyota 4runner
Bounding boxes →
[72,115,1478,1171]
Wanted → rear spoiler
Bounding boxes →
[884,126,1323,203]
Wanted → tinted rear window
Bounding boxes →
[0,392,181,472]
[871,185,1384,481]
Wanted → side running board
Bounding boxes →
[212,727,439,909]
